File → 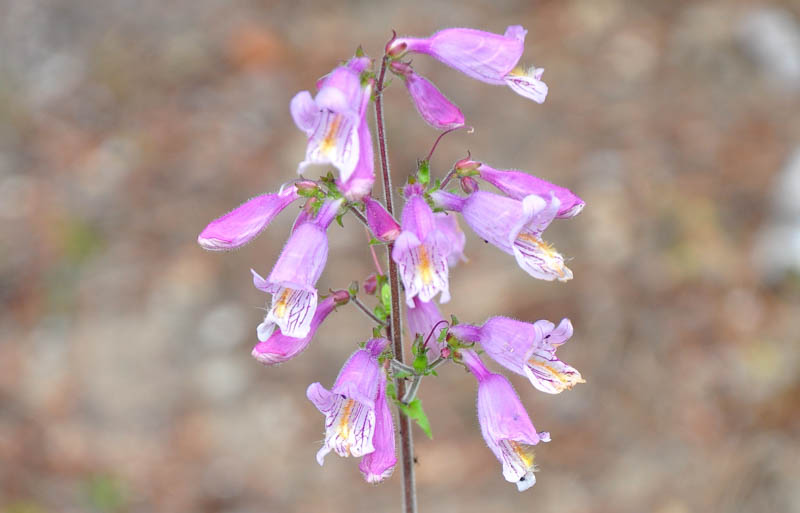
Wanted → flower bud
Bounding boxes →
[454,156,481,174]
[331,289,351,305]
[363,273,378,295]
[460,176,479,194]
[365,197,401,242]
[386,40,408,58]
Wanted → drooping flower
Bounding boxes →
[389,61,465,130]
[359,368,396,483]
[451,317,583,394]
[435,212,467,266]
[460,349,549,491]
[307,338,391,466]
[252,198,343,339]
[387,26,548,103]
[406,296,446,359]
[365,196,401,242]
[432,190,572,281]
[291,56,373,185]
[197,184,300,251]
[392,184,451,307]
[476,163,584,218]
[251,291,349,365]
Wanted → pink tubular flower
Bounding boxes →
[307,338,391,468]
[359,368,396,483]
[392,185,451,307]
[251,294,346,365]
[388,26,548,103]
[477,164,584,218]
[406,296,446,359]
[291,56,373,185]
[365,196,401,242]
[252,198,342,339]
[451,317,583,394]
[461,349,549,491]
[432,190,572,282]
[435,212,467,266]
[390,61,465,130]
[197,185,300,251]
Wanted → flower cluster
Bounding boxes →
[198,25,584,495]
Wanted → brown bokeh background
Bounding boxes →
[2,0,800,512]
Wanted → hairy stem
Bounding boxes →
[375,51,417,513]
[351,295,388,327]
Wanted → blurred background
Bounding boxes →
[2,0,800,512]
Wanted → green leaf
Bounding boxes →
[401,398,433,439]
[413,351,428,375]
[372,326,384,339]
[418,160,430,186]
[374,304,388,322]
[368,237,383,246]
[335,213,345,227]
[380,282,391,312]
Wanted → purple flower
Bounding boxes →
[392,185,451,307]
[388,26,548,103]
[252,198,342,339]
[251,293,345,365]
[197,184,300,251]
[336,108,375,201]
[461,349,548,491]
[477,164,584,218]
[307,338,391,466]
[432,190,572,281]
[435,212,467,266]
[406,296,446,359]
[291,56,373,184]
[390,61,465,130]
[365,196,401,242]
[359,368,396,483]
[451,317,583,394]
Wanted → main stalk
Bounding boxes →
[375,53,417,513]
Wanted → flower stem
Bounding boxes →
[351,295,388,327]
[375,49,417,513]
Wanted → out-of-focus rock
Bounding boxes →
[754,148,800,283]
[738,7,800,91]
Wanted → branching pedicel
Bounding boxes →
[198,25,585,512]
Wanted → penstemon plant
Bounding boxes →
[198,25,585,513]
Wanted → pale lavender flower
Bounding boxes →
[252,199,342,339]
[251,292,347,365]
[197,185,300,251]
[477,163,584,218]
[336,107,375,201]
[435,212,467,266]
[307,338,390,465]
[365,196,401,242]
[392,185,451,307]
[406,296,446,359]
[390,61,465,130]
[388,26,548,103]
[461,349,548,491]
[291,56,373,183]
[451,317,583,394]
[432,190,572,281]
[359,369,396,483]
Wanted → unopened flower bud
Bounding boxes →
[331,289,351,305]
[363,273,378,295]
[365,197,401,242]
[455,156,481,175]
[386,39,408,58]
[295,180,318,192]
[389,60,412,76]
[460,176,479,194]
[440,346,451,359]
